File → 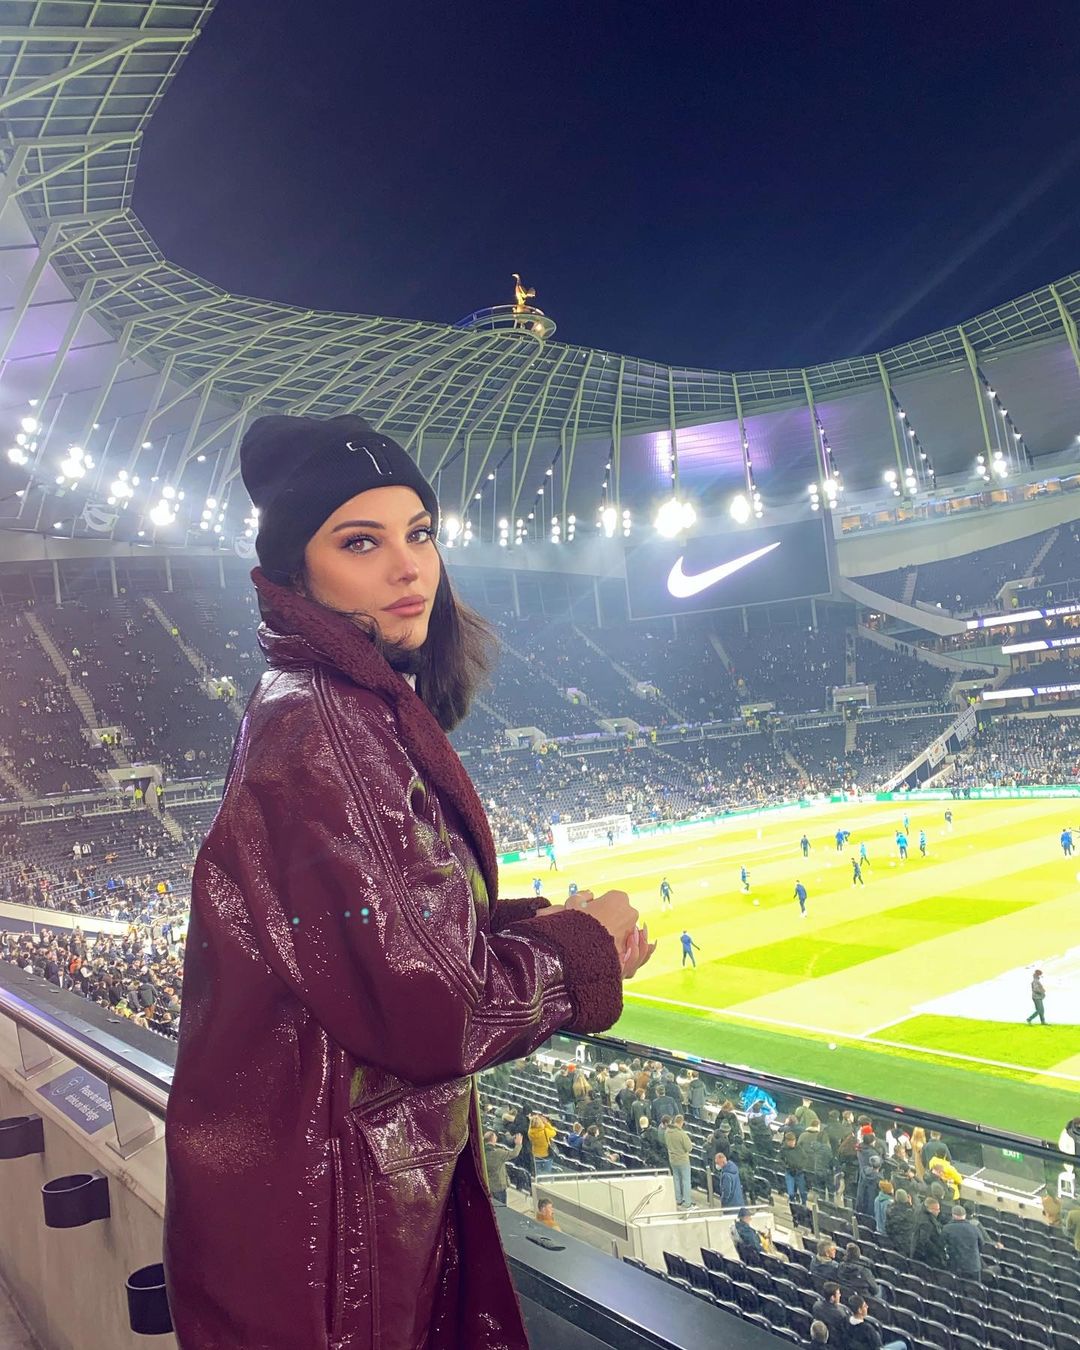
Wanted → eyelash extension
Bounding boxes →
[341,527,434,552]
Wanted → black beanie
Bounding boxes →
[239,413,440,582]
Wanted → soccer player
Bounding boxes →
[546,842,559,871]
[859,840,870,868]
[532,876,543,897]
[944,808,953,831]
[1025,969,1047,1024]
[740,866,750,894]
[896,830,908,861]
[680,930,701,968]
[835,828,845,852]
[851,857,864,886]
[919,829,927,857]
[660,877,673,910]
[903,813,910,835]
[794,880,808,917]
[1060,827,1074,857]
[800,834,811,858]
[606,828,614,847]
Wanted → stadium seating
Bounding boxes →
[954,716,1080,787]
[36,597,240,779]
[854,639,954,704]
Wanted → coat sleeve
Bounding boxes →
[207,691,622,1086]
[489,894,551,931]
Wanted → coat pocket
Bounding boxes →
[351,1077,471,1176]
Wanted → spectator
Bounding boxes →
[782,1129,810,1204]
[837,1242,881,1303]
[529,1113,558,1176]
[942,1204,987,1280]
[581,1124,613,1168]
[687,1070,707,1121]
[564,1122,585,1155]
[811,1284,848,1344]
[921,1130,951,1171]
[844,1294,907,1350]
[483,1130,522,1205]
[810,1239,840,1289]
[911,1197,948,1267]
[885,1188,915,1254]
[664,1113,695,1210]
[928,1157,962,1201]
[639,1116,668,1169]
[534,1199,560,1230]
[713,1150,745,1208]
[809,1320,830,1347]
[650,1085,678,1126]
[733,1207,763,1253]
[873,1180,894,1235]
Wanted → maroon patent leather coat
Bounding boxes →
[164,572,623,1349]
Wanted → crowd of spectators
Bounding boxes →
[0,916,185,1039]
[854,640,953,705]
[953,717,1080,788]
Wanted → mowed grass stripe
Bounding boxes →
[872,1014,1080,1069]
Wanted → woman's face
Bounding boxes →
[302,485,441,649]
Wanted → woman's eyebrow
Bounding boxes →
[331,511,430,533]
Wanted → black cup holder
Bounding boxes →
[126,1263,173,1335]
[42,1170,111,1228]
[0,1114,45,1159]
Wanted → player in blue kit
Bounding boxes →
[859,840,870,868]
[835,828,845,852]
[1061,828,1074,857]
[680,930,701,967]
[794,880,808,916]
[919,829,927,857]
[660,877,673,910]
[740,866,750,893]
[532,877,543,897]
[851,857,864,886]
[896,830,908,861]
[800,834,811,858]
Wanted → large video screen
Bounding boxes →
[624,516,832,619]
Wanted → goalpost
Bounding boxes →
[551,813,633,855]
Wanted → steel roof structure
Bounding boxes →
[0,1,1079,547]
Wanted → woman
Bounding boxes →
[164,414,653,1349]
[910,1126,928,1180]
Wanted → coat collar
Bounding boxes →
[250,567,499,899]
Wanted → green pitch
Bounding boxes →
[500,800,1080,1141]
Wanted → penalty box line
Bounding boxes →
[622,989,1080,1086]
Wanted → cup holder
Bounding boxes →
[0,1114,45,1159]
[41,1170,111,1228]
[126,1263,173,1335]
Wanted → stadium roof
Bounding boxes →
[1,1,1079,546]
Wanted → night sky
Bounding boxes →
[135,0,1080,372]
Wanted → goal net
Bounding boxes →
[551,813,633,855]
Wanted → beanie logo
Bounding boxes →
[346,440,385,475]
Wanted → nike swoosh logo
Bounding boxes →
[666,541,781,598]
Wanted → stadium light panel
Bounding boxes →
[729,493,751,524]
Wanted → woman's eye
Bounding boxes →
[411,527,434,544]
[343,535,376,553]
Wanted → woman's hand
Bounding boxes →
[619,924,656,980]
[530,888,653,978]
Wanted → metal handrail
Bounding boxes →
[0,981,169,1119]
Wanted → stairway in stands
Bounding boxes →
[0,742,34,800]
[572,624,685,722]
[900,568,918,606]
[1028,527,1059,575]
[23,610,130,784]
[143,597,244,720]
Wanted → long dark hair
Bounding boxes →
[291,557,496,732]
